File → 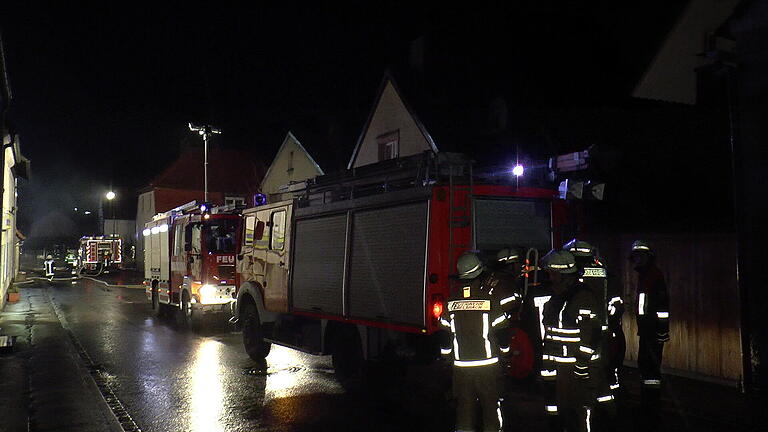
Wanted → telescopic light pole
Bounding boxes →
[188,123,222,203]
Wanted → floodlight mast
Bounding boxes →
[188,123,222,203]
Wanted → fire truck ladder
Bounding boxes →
[447,159,474,271]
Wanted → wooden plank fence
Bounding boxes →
[590,233,742,382]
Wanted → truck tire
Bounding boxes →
[331,326,365,389]
[179,290,201,330]
[241,302,271,361]
[151,287,166,318]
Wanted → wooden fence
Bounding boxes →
[590,233,742,382]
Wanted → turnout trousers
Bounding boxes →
[637,334,664,388]
[453,363,503,432]
[556,364,595,432]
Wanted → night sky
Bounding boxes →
[3,1,718,238]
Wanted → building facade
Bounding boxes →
[260,132,324,202]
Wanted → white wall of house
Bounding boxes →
[261,132,324,198]
[135,191,155,270]
[1,139,18,308]
[350,80,436,169]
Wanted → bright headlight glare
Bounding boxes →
[200,284,216,298]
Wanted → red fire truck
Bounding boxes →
[143,201,242,326]
[79,235,122,273]
[234,152,569,379]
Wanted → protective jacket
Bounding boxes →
[636,264,669,340]
[440,272,512,365]
[577,259,622,408]
[543,280,602,432]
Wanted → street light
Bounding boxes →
[105,191,116,237]
[188,123,222,203]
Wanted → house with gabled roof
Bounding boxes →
[261,132,324,202]
[348,73,439,169]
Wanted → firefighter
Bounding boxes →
[540,250,601,432]
[440,251,509,432]
[44,254,55,278]
[563,239,623,429]
[629,241,669,416]
[493,247,525,345]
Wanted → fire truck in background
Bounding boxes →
[79,235,122,273]
[143,201,242,327]
[233,152,569,379]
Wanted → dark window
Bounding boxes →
[270,210,286,250]
[377,130,400,161]
[205,220,238,254]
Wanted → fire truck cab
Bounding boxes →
[234,152,569,379]
[144,201,241,326]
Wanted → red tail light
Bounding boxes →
[431,295,444,320]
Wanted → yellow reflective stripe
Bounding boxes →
[547,335,581,343]
[500,295,518,305]
[550,327,581,334]
[454,357,499,367]
[441,348,452,355]
[491,314,507,327]
[500,346,510,353]
[579,346,595,354]
[460,263,481,277]
[639,293,646,315]
[483,313,492,357]
[657,311,669,319]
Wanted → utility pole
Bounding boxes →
[188,123,221,202]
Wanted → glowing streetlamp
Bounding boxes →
[105,191,116,236]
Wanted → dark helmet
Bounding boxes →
[562,239,595,257]
[630,240,653,255]
[540,250,577,274]
[457,251,484,280]
[496,247,522,264]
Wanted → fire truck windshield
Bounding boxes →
[205,219,238,254]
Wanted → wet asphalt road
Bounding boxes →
[39,278,456,432]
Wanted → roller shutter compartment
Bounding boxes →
[474,198,552,253]
[348,201,429,326]
[291,214,347,315]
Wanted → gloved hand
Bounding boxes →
[656,332,670,343]
[574,364,590,380]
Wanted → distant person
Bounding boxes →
[629,240,669,421]
[44,254,54,278]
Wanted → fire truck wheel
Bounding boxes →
[179,291,201,330]
[241,303,271,361]
[331,326,365,388]
[152,288,166,318]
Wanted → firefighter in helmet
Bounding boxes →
[493,247,525,334]
[629,241,669,419]
[44,254,55,278]
[563,239,623,427]
[440,251,509,432]
[540,249,601,432]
